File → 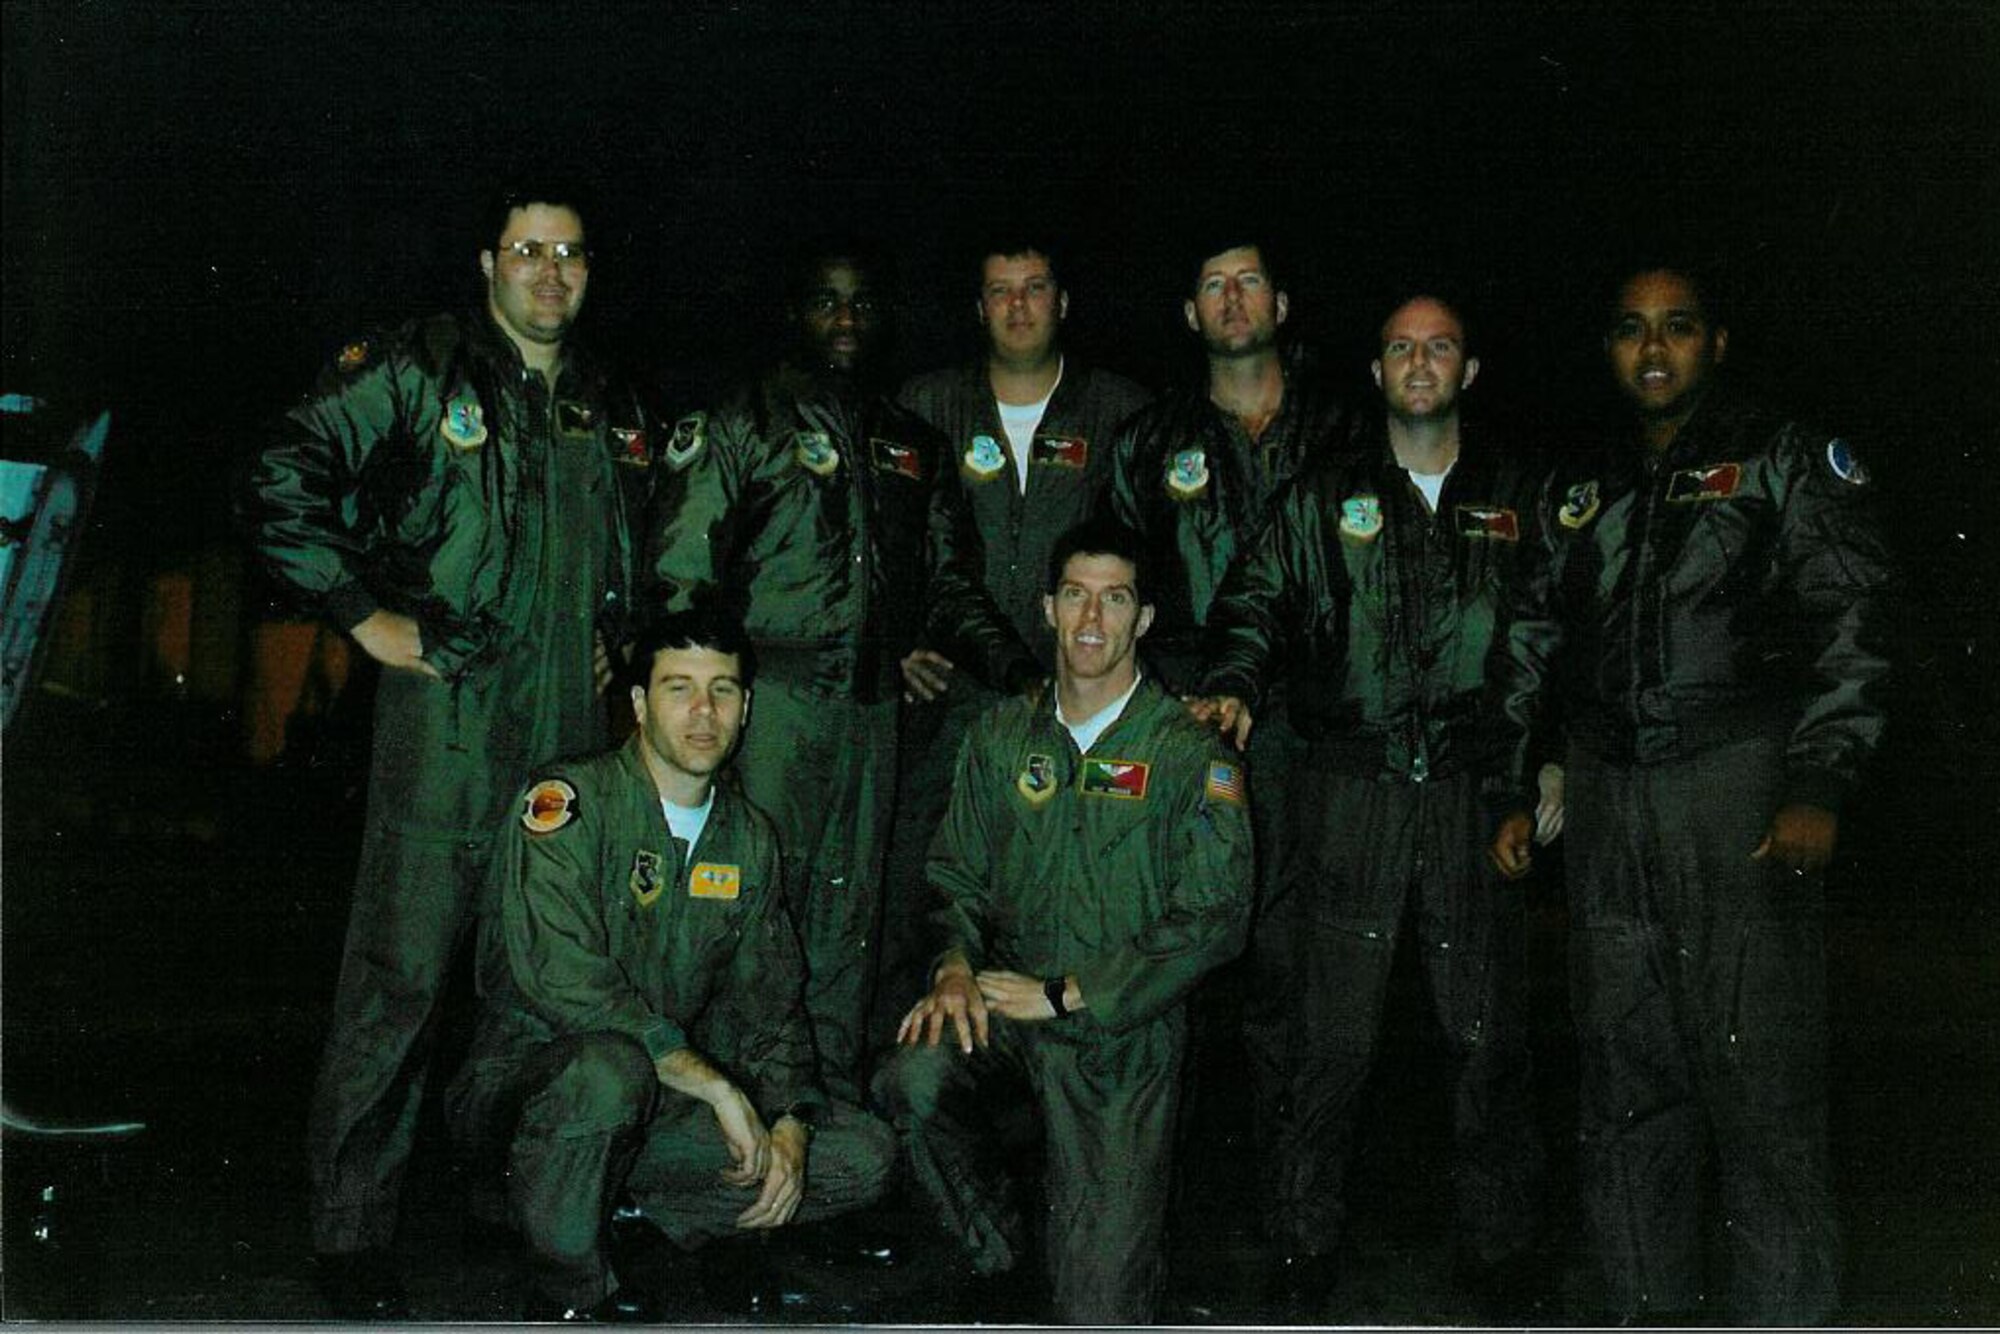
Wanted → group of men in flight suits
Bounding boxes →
[238,182,1894,1325]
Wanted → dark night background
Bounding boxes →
[4,0,1997,1324]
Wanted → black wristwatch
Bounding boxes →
[1044,975,1070,1019]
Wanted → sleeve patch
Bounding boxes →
[520,779,578,835]
[1826,438,1870,486]
[1205,761,1246,806]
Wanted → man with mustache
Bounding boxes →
[239,185,655,1318]
[1486,264,1895,1324]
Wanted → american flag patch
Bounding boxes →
[1205,762,1245,805]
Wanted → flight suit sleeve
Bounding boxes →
[1481,468,1568,818]
[1773,430,1897,810]
[923,452,1038,693]
[644,405,753,615]
[924,727,1004,973]
[236,346,409,632]
[1198,481,1308,709]
[703,836,821,1118]
[1072,733,1254,1033]
[496,782,690,1063]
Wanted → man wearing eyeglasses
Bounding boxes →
[240,185,656,1319]
[646,242,1036,1113]
[882,237,1151,1043]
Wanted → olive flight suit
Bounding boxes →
[646,363,1034,1102]
[1487,387,1895,1323]
[874,677,1253,1324]
[238,310,653,1256]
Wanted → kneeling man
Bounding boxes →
[449,609,893,1320]
[874,518,1254,1324]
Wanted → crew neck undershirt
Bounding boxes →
[997,358,1063,493]
[1057,671,1141,755]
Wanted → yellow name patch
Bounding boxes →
[689,863,741,900]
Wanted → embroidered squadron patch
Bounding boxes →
[520,779,578,835]
[1825,438,1870,486]
[1016,752,1058,806]
[1166,448,1210,499]
[630,850,665,907]
[335,340,370,373]
[1205,761,1245,806]
[1667,461,1743,503]
[556,399,598,437]
[1456,505,1520,542]
[962,433,1006,482]
[1080,758,1150,800]
[666,412,707,470]
[1558,480,1601,530]
[1030,435,1089,469]
[872,437,925,481]
[794,430,839,477]
[440,396,489,451]
[689,863,741,900]
[1338,493,1383,541]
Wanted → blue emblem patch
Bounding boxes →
[1338,493,1383,541]
[1826,438,1869,486]
[1166,448,1209,498]
[962,433,1006,482]
[439,397,489,451]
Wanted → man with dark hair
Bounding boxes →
[883,238,1151,1041]
[445,609,893,1321]
[1193,291,1549,1317]
[874,517,1253,1325]
[239,185,656,1316]
[1097,235,1353,1252]
[1486,265,1895,1324]
[646,243,1035,1106]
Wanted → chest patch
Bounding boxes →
[612,427,650,468]
[1667,461,1742,503]
[630,850,665,907]
[440,396,489,451]
[1558,480,1601,530]
[665,412,708,470]
[1826,438,1870,486]
[556,399,598,438]
[335,339,371,373]
[1081,758,1150,800]
[1030,434,1089,469]
[794,430,839,477]
[963,433,1007,482]
[689,863,741,900]
[1339,493,1383,542]
[520,779,577,835]
[1016,752,1059,806]
[1166,448,1210,499]
[1455,505,1520,542]
[872,437,925,481]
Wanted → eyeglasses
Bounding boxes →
[503,239,590,269]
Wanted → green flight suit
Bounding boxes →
[446,739,894,1311]
[237,310,653,1255]
[881,360,1151,1045]
[646,363,1034,1101]
[873,677,1253,1324]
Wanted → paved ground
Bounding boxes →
[4,686,1997,1326]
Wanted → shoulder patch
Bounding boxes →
[335,339,371,373]
[1825,437,1870,486]
[1205,760,1246,806]
[520,779,578,835]
[794,429,839,477]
